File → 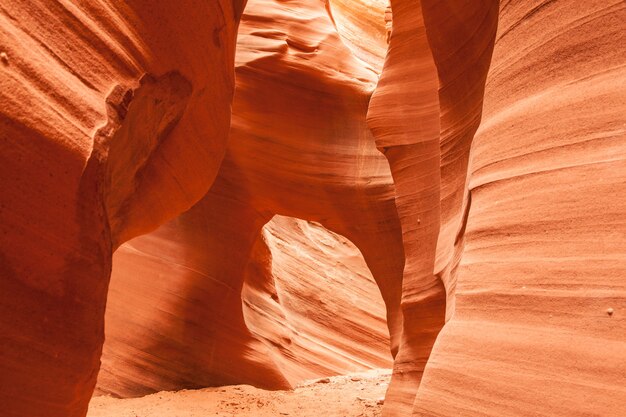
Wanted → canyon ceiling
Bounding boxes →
[0,1,625,417]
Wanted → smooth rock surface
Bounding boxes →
[0,1,244,416]
[413,1,626,416]
[1,1,625,417]
[96,215,392,396]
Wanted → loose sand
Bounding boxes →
[88,369,391,417]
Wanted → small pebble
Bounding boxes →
[607,307,614,316]
[316,377,331,384]
[0,51,8,64]
[377,397,385,405]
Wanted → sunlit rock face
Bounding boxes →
[337,0,625,416]
[327,0,387,70]
[412,1,626,416]
[1,0,625,416]
[96,0,397,398]
[243,216,392,384]
[96,213,392,397]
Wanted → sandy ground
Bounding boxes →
[88,369,391,417]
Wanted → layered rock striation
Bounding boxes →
[1,0,624,417]
[413,1,626,415]
[0,1,244,416]
[97,0,398,396]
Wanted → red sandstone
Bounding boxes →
[0,1,624,417]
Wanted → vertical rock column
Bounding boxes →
[420,0,498,318]
[367,1,444,415]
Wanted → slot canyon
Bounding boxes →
[0,0,624,416]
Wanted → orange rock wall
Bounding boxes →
[97,214,391,397]
[366,0,499,414]
[0,1,244,416]
[413,1,626,416]
[96,0,398,396]
[1,0,625,416]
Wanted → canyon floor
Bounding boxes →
[88,369,391,417]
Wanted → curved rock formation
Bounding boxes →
[96,0,399,396]
[243,217,392,384]
[225,0,406,356]
[366,0,498,414]
[412,1,626,415]
[0,1,244,416]
[97,214,391,396]
[366,0,444,413]
[2,0,625,416]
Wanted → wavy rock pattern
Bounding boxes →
[413,1,626,416]
[366,0,495,414]
[1,0,625,416]
[243,217,392,383]
[327,0,387,70]
[96,0,398,396]
[97,214,391,396]
[0,1,243,416]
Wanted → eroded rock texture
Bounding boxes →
[367,0,499,414]
[96,0,398,396]
[0,1,244,416]
[1,0,625,416]
[413,1,626,416]
[97,214,391,396]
